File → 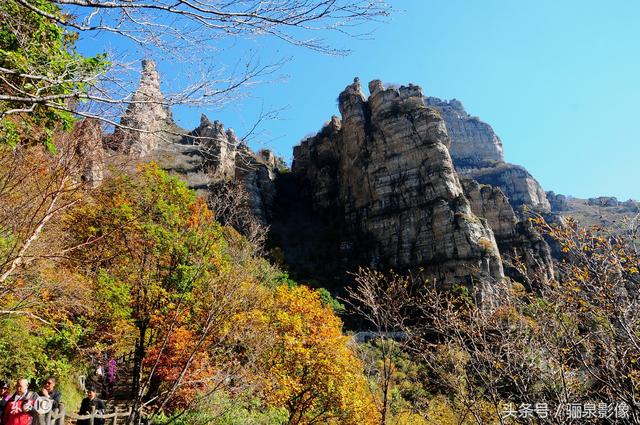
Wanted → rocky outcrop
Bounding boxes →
[73,119,105,187]
[111,60,283,227]
[460,179,517,240]
[588,196,619,207]
[112,60,176,157]
[546,191,568,212]
[184,114,237,180]
[292,79,505,302]
[234,147,284,224]
[465,164,551,212]
[110,65,557,301]
[622,200,639,212]
[426,97,550,213]
[150,114,236,193]
[425,97,504,170]
[462,179,554,288]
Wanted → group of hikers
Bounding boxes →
[0,378,105,425]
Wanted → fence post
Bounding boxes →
[90,406,95,425]
[58,402,66,425]
[113,406,119,425]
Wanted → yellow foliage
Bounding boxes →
[239,285,379,424]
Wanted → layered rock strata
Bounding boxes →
[425,97,504,170]
[426,97,550,213]
[292,79,505,300]
[465,164,551,212]
[462,179,554,288]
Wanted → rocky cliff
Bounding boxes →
[284,79,559,299]
[425,97,504,170]
[109,60,282,225]
[426,97,551,213]
[461,178,554,288]
[290,79,506,303]
[110,64,558,303]
[464,164,551,212]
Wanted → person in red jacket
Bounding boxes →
[2,379,36,425]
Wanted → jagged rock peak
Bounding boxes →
[199,113,212,127]
[140,59,159,81]
[426,95,550,213]
[185,114,239,180]
[112,59,173,157]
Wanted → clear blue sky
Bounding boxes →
[76,1,640,200]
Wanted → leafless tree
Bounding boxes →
[345,268,415,424]
[3,0,392,136]
[349,217,640,424]
[207,179,269,256]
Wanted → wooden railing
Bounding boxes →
[48,403,133,425]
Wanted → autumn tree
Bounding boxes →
[238,284,380,425]
[64,163,234,419]
[349,216,640,424]
[0,120,100,302]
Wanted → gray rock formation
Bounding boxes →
[111,60,283,228]
[622,199,639,212]
[547,191,568,212]
[150,113,235,193]
[292,79,505,302]
[588,196,619,207]
[73,119,105,187]
[462,179,554,288]
[234,146,284,224]
[465,164,551,212]
[113,60,176,157]
[425,97,504,170]
[110,66,557,301]
[426,97,550,213]
[185,114,237,180]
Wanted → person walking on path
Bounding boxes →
[78,385,105,425]
[106,358,117,399]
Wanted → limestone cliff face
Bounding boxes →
[111,65,555,300]
[113,60,175,156]
[425,97,504,170]
[235,147,284,224]
[292,79,505,299]
[426,97,550,213]
[465,164,551,212]
[461,179,554,288]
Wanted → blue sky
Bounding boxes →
[76,1,640,200]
